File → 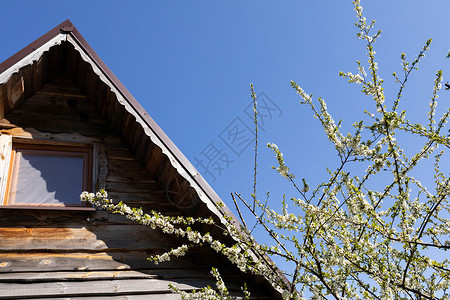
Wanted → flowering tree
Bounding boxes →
[82,1,449,299]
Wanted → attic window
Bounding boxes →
[2,141,92,207]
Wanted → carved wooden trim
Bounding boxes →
[94,143,108,190]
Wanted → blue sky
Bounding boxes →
[2,1,450,215]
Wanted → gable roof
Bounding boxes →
[0,19,236,225]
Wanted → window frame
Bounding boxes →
[1,138,94,209]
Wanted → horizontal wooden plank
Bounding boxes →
[0,252,197,273]
[6,110,106,128]
[35,91,87,99]
[0,127,104,143]
[12,104,104,123]
[23,93,93,107]
[37,82,86,96]
[105,181,162,194]
[103,135,129,148]
[107,159,148,172]
[106,173,156,184]
[0,277,217,299]
[73,293,267,300]
[24,95,91,109]
[105,192,171,210]
[106,148,136,160]
[0,224,175,251]
[43,294,184,300]
[0,268,213,282]
[41,293,265,300]
[4,113,110,136]
[0,209,173,227]
[0,210,108,226]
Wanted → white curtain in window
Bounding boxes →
[10,152,84,205]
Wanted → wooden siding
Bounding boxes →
[0,69,275,298]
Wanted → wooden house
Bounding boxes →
[0,20,282,299]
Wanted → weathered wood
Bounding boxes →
[106,173,156,185]
[145,146,164,178]
[156,155,172,185]
[105,191,168,205]
[41,294,267,300]
[48,44,64,78]
[105,181,162,194]
[20,63,35,100]
[0,252,198,273]
[107,158,149,172]
[23,94,70,106]
[74,50,87,92]
[105,149,136,161]
[97,82,110,122]
[5,72,24,111]
[64,44,77,82]
[81,65,97,104]
[7,102,104,124]
[31,54,44,92]
[0,224,175,251]
[0,277,218,299]
[121,113,137,147]
[130,123,147,164]
[143,142,157,172]
[8,80,103,119]
[5,113,110,136]
[47,294,183,299]
[41,76,81,89]
[110,97,126,135]
[103,134,129,147]
[42,50,51,85]
[35,90,86,99]
[38,77,86,96]
[0,210,108,226]
[106,92,120,128]
[1,127,104,143]
[91,74,106,117]
[0,268,213,282]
